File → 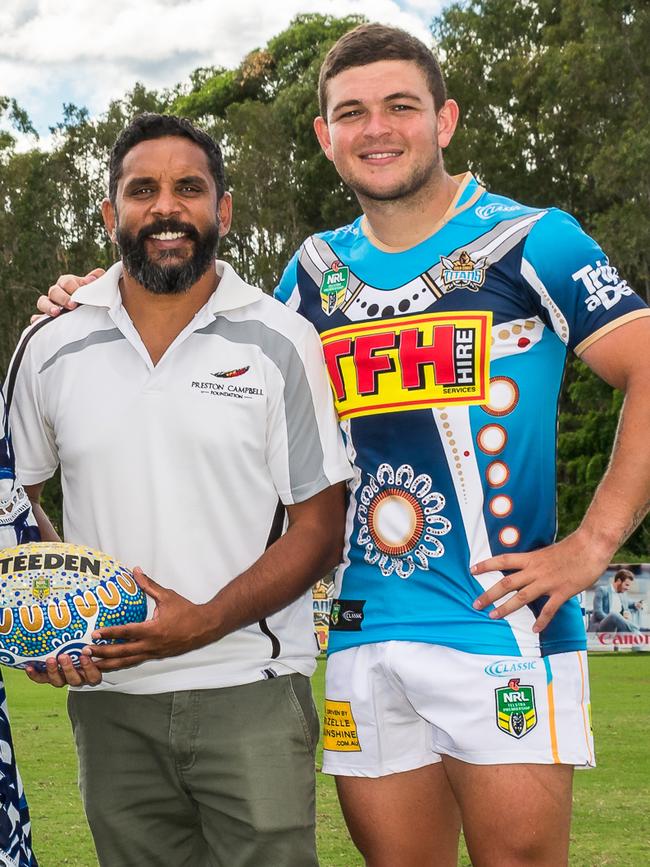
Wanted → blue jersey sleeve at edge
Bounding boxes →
[274,249,300,304]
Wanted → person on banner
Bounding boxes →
[0,392,39,867]
[590,569,644,632]
[34,23,650,867]
[10,113,351,867]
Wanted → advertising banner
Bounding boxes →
[583,564,650,651]
[313,575,335,653]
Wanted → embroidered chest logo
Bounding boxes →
[495,678,537,739]
[190,368,264,400]
[441,251,488,293]
[211,366,249,378]
[320,260,350,315]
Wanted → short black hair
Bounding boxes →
[319,23,447,118]
[108,114,226,203]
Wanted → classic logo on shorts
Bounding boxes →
[321,311,492,420]
[441,251,488,292]
[495,678,537,739]
[320,260,349,315]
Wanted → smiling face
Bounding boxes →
[314,60,458,205]
[102,135,232,295]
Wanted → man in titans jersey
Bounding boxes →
[274,24,650,867]
[37,23,650,867]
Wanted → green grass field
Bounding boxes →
[3,654,649,866]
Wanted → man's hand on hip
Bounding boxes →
[471,529,610,633]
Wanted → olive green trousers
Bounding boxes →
[68,673,319,867]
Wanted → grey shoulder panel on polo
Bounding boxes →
[196,316,328,498]
[38,328,126,374]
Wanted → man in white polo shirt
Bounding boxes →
[7,114,352,867]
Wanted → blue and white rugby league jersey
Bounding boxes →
[276,173,650,658]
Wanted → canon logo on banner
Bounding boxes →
[596,632,650,646]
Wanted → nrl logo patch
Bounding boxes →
[495,678,537,739]
[441,251,488,293]
[31,575,51,601]
[320,261,349,315]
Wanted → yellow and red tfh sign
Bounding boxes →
[321,311,492,420]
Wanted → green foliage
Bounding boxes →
[433,0,650,301]
[173,13,364,288]
[433,0,650,549]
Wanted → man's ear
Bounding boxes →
[437,99,460,150]
[101,198,117,243]
[217,191,233,238]
[313,116,334,162]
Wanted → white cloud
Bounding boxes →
[0,0,447,135]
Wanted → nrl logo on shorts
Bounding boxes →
[441,251,487,293]
[320,261,349,315]
[495,678,537,739]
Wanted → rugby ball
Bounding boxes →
[0,542,147,670]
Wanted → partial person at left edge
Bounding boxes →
[0,392,39,867]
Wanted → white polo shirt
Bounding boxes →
[8,260,352,694]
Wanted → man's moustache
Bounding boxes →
[136,221,200,242]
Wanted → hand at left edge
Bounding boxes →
[471,531,610,633]
[84,567,216,672]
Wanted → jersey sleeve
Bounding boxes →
[265,319,352,506]
[273,250,300,308]
[521,209,650,355]
[5,328,59,486]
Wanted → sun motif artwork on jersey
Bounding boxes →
[358,463,451,579]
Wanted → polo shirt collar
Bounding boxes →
[74,259,262,313]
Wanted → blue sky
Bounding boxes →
[1,0,450,143]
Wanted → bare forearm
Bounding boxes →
[88,483,347,670]
[202,491,345,643]
[25,485,60,542]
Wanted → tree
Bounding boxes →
[432,0,650,300]
[432,0,650,552]
[173,13,364,289]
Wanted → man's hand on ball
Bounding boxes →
[31,268,105,322]
[86,568,215,672]
[25,653,103,687]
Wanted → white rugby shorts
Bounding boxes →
[322,641,595,776]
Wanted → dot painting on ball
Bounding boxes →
[0,542,147,670]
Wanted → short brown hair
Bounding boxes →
[318,23,447,118]
[614,568,635,584]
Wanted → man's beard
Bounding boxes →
[116,218,220,295]
[345,147,441,203]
